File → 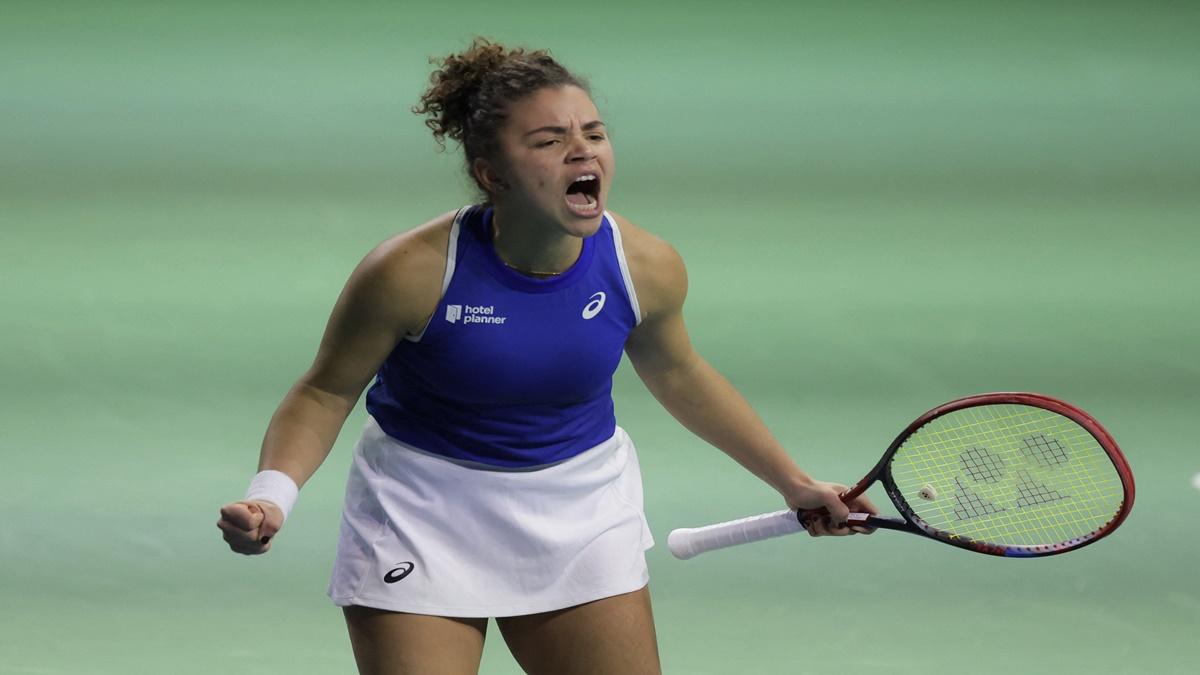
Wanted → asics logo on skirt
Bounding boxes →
[383,562,415,584]
[582,292,606,319]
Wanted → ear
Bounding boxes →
[471,157,508,194]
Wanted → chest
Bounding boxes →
[411,281,633,405]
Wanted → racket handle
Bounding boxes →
[668,509,804,560]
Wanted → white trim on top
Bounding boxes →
[405,206,467,343]
[605,211,642,326]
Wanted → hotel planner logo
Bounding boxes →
[445,304,507,325]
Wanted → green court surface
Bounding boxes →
[2,2,1197,673]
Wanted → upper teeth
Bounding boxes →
[574,175,596,183]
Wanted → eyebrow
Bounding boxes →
[522,121,606,137]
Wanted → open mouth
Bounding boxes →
[564,174,601,215]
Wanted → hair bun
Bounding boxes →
[415,38,507,146]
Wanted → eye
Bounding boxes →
[536,139,560,147]
[589,134,607,142]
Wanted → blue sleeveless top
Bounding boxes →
[364,206,642,468]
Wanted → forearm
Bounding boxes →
[257,381,356,488]
[640,355,814,497]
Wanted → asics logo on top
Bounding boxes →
[445,305,462,323]
[383,562,415,584]
[582,292,606,320]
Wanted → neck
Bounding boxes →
[490,206,583,276]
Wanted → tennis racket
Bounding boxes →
[668,392,1134,559]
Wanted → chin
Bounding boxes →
[561,210,605,238]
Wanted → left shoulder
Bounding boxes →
[606,211,687,321]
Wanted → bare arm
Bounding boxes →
[260,216,451,483]
[614,213,876,534]
[218,212,453,553]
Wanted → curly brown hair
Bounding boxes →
[413,37,589,201]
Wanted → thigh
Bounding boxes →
[495,586,661,675]
[342,605,488,675]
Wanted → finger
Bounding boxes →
[219,502,265,531]
[810,511,857,537]
[216,517,251,538]
[254,502,284,543]
[823,495,851,527]
[218,503,252,529]
[799,512,820,537]
[217,518,259,544]
[827,521,853,536]
[225,530,271,554]
[805,514,835,537]
[230,541,270,556]
[221,529,260,551]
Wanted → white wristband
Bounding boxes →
[244,470,299,523]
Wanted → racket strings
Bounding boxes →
[912,408,1118,538]
[951,477,1005,520]
[958,446,1006,483]
[888,404,1124,549]
[1012,470,1068,509]
[1021,434,1069,468]
[918,420,1112,544]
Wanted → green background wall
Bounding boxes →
[3,2,1196,673]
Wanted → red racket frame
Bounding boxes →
[836,392,1135,557]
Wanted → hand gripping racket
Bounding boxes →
[668,393,1135,559]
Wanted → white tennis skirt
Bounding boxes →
[327,416,654,618]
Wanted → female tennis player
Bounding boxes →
[217,38,877,675]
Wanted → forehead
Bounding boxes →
[506,85,599,130]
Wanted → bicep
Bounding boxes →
[624,253,696,382]
[301,249,433,405]
[625,307,698,383]
[611,211,698,383]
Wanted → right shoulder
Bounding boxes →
[347,209,463,335]
[364,209,460,284]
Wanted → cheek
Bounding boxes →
[526,165,556,193]
[503,154,553,192]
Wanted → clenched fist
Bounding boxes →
[217,500,285,555]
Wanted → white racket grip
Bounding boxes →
[668,509,804,560]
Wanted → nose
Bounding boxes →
[565,132,597,163]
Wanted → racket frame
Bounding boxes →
[839,392,1135,557]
